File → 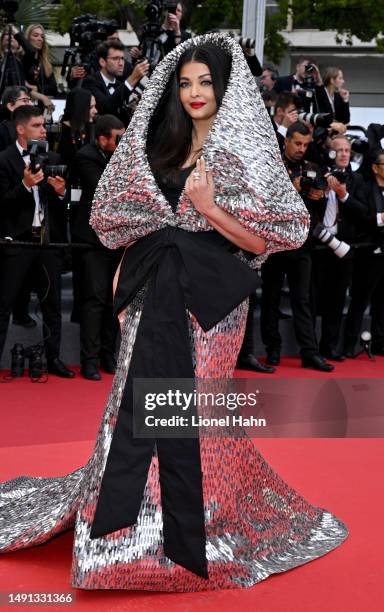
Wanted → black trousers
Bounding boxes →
[238,290,258,356]
[312,249,353,354]
[0,246,63,363]
[260,249,318,357]
[79,248,121,363]
[344,249,384,351]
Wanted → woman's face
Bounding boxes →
[89,96,98,122]
[332,70,345,90]
[179,61,217,122]
[29,28,44,50]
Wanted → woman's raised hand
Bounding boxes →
[185,157,216,216]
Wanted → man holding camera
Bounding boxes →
[161,2,190,55]
[312,134,369,360]
[82,40,149,124]
[0,106,75,376]
[274,56,322,95]
[71,115,125,381]
[260,122,333,371]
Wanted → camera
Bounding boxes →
[27,140,67,179]
[61,14,119,79]
[313,223,351,258]
[298,111,333,128]
[300,168,328,196]
[329,167,348,184]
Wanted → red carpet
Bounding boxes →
[0,359,383,611]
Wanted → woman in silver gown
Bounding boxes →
[0,34,348,591]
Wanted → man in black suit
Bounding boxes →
[274,55,322,95]
[260,122,334,372]
[312,135,369,360]
[0,106,75,377]
[82,40,149,124]
[343,149,384,356]
[72,115,125,380]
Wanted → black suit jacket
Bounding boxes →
[313,87,350,124]
[0,144,67,242]
[334,170,369,243]
[71,142,108,247]
[358,179,384,249]
[273,74,295,93]
[0,119,16,152]
[82,71,131,120]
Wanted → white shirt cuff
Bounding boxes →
[339,193,349,203]
[277,125,287,137]
[125,80,134,92]
[22,180,32,192]
[377,212,384,227]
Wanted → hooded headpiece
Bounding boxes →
[90,33,309,265]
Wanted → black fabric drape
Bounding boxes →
[90,227,259,578]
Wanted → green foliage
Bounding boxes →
[277,0,384,47]
[1,0,55,29]
[189,0,243,34]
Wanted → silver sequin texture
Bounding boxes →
[0,34,347,591]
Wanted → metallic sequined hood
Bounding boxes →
[90,33,310,265]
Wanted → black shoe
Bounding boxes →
[47,358,76,378]
[81,361,101,381]
[100,354,116,374]
[302,354,335,372]
[266,349,280,366]
[321,351,345,362]
[12,315,36,328]
[343,348,357,359]
[237,353,276,373]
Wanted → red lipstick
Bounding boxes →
[190,102,206,109]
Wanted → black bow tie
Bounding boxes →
[21,149,29,157]
[107,82,115,91]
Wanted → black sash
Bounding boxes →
[90,227,259,578]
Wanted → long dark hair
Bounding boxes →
[147,43,231,174]
[62,88,93,134]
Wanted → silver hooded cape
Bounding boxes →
[90,33,309,266]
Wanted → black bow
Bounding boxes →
[89,227,258,578]
[107,82,116,91]
[21,149,29,157]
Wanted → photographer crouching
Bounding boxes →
[260,122,334,371]
[312,134,369,360]
[71,115,125,380]
[0,106,75,377]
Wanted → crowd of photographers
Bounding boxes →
[0,14,383,379]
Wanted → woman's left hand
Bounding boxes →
[185,157,216,216]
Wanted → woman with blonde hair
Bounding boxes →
[315,65,350,125]
[23,23,58,97]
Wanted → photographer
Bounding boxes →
[71,115,125,380]
[161,2,190,55]
[314,66,350,125]
[343,149,384,356]
[274,55,322,95]
[0,25,26,93]
[259,64,279,92]
[260,122,334,372]
[0,106,74,377]
[272,92,299,151]
[82,40,149,123]
[0,85,32,150]
[312,134,369,360]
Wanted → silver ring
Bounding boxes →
[192,172,201,181]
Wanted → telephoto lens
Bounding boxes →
[10,343,25,377]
